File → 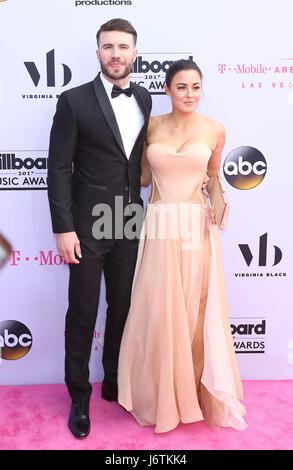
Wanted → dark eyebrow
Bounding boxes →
[101,43,130,48]
[176,82,201,86]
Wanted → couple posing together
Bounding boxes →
[47,18,247,439]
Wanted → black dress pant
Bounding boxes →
[64,235,139,403]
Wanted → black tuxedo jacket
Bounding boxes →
[47,73,152,237]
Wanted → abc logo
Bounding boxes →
[223,146,267,189]
[0,320,33,360]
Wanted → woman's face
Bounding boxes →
[165,69,202,113]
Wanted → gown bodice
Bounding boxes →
[146,143,212,205]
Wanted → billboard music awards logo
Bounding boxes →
[23,49,72,100]
[235,233,286,279]
[231,317,266,354]
[0,151,48,190]
[0,320,33,360]
[130,53,194,95]
[223,146,267,190]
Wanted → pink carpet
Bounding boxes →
[0,381,292,450]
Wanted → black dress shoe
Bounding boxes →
[68,400,90,439]
[101,381,118,402]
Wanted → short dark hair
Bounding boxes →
[96,18,137,47]
[165,59,202,88]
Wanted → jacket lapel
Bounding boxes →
[129,83,149,160]
[131,82,149,123]
[93,73,126,158]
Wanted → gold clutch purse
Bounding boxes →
[207,173,229,230]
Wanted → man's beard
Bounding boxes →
[100,59,133,81]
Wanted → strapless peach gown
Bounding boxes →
[118,143,247,433]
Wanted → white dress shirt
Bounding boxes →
[100,73,144,159]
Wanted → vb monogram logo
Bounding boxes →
[239,233,282,267]
[24,49,72,87]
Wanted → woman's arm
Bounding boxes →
[206,123,227,227]
[207,123,226,180]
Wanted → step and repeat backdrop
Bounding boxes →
[0,0,293,385]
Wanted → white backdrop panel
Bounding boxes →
[0,0,292,384]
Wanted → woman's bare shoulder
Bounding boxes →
[147,114,170,139]
[149,113,170,125]
[197,113,225,137]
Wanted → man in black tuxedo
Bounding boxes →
[47,18,152,439]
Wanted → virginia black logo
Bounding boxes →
[239,233,282,267]
[24,49,72,87]
[0,320,33,360]
[223,146,267,189]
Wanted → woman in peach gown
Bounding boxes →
[117,59,247,433]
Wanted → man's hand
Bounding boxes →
[56,232,82,264]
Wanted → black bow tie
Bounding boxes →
[111,84,134,99]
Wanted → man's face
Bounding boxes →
[97,30,137,82]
